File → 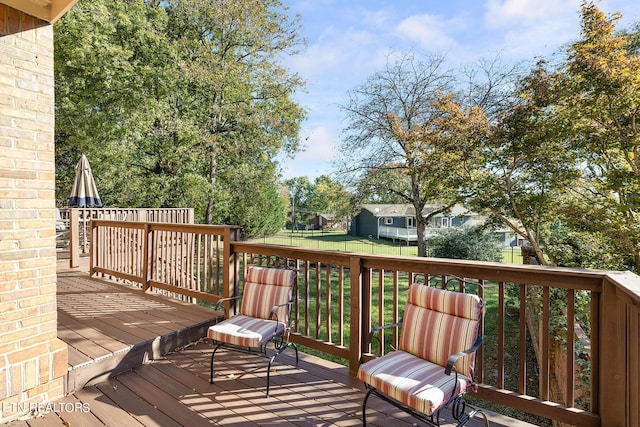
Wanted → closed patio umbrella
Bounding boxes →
[68,154,102,207]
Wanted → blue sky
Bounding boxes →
[277,0,640,181]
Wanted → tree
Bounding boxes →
[54,0,306,234]
[306,175,353,226]
[54,0,190,208]
[554,1,640,271]
[466,62,580,265]
[284,177,313,230]
[339,52,479,256]
[164,0,306,224]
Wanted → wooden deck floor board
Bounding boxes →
[54,394,106,427]
[0,260,535,427]
[56,316,140,359]
[2,341,534,427]
[113,371,216,427]
[56,327,113,360]
[58,273,203,339]
[72,386,145,427]
[94,378,183,427]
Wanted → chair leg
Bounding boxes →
[463,406,489,427]
[210,344,221,384]
[291,342,299,365]
[361,387,373,426]
[265,341,298,397]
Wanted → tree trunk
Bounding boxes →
[206,139,217,225]
[416,214,427,257]
[410,175,428,257]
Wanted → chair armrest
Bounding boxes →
[214,295,242,312]
[368,319,403,345]
[445,335,483,375]
[366,319,404,357]
[269,299,294,323]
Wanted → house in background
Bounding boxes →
[349,203,518,246]
[311,213,347,230]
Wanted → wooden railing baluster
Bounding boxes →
[88,220,640,427]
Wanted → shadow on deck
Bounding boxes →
[56,258,223,392]
[1,259,535,426]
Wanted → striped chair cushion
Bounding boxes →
[399,284,484,379]
[240,266,296,322]
[357,350,469,416]
[208,315,286,348]
[407,282,484,321]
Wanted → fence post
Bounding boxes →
[69,208,80,268]
[349,255,363,376]
[223,227,239,317]
[142,223,151,292]
[89,218,95,276]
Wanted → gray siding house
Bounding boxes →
[350,204,518,246]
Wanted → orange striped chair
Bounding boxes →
[208,265,298,397]
[358,282,488,426]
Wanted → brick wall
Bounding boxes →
[0,5,68,423]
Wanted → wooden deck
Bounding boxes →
[1,259,534,427]
[55,259,223,392]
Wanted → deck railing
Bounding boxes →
[60,207,194,268]
[89,220,640,427]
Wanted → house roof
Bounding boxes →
[361,203,476,218]
[1,0,78,23]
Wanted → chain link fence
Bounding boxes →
[248,229,523,264]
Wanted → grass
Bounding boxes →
[289,269,550,425]
[249,229,524,264]
[241,230,545,423]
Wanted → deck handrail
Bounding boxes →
[61,207,194,268]
[89,220,640,427]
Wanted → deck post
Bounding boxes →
[142,222,151,291]
[89,215,95,277]
[598,277,630,426]
[69,208,80,268]
[349,255,363,376]
[223,227,238,317]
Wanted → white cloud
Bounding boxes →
[290,26,381,81]
[484,0,581,29]
[297,126,338,162]
[278,124,339,180]
[481,0,582,60]
[395,14,464,52]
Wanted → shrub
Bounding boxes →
[428,226,503,262]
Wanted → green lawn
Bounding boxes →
[249,229,523,264]
[244,231,544,423]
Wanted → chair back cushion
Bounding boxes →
[240,266,296,323]
[399,283,484,378]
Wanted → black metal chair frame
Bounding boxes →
[360,280,489,427]
[209,270,298,397]
[362,330,487,426]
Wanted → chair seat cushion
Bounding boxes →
[208,315,285,348]
[357,350,469,416]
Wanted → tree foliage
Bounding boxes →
[554,1,640,271]
[466,63,580,265]
[54,0,306,235]
[283,176,313,230]
[306,175,353,224]
[428,226,503,262]
[339,53,489,256]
